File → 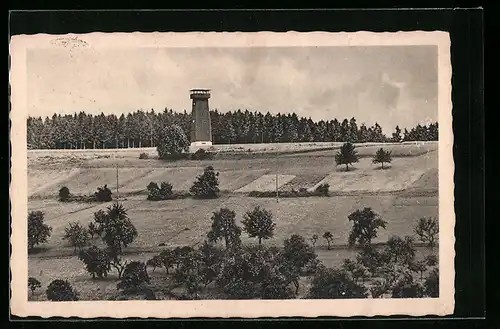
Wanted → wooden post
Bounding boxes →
[276,150,279,203]
[116,165,119,199]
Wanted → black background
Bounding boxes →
[8,7,488,329]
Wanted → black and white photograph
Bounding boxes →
[10,31,454,318]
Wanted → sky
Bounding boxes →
[27,45,438,133]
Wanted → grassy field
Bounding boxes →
[27,141,439,300]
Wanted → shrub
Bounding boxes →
[355,245,387,276]
[46,279,78,301]
[414,217,439,248]
[189,166,220,199]
[424,268,439,297]
[190,148,214,160]
[241,206,275,245]
[341,259,369,283]
[63,222,90,253]
[78,245,112,279]
[28,277,41,296]
[308,267,368,299]
[94,184,113,202]
[424,254,439,267]
[372,148,393,169]
[156,124,190,159]
[58,186,71,202]
[335,142,359,171]
[28,211,52,250]
[347,207,387,247]
[139,152,149,159]
[117,261,150,291]
[147,181,174,201]
[391,280,425,298]
[315,183,329,196]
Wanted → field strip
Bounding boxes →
[235,174,296,193]
[29,168,81,196]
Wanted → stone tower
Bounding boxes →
[189,89,212,151]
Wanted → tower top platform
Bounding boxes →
[190,89,211,99]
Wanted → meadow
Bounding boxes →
[27,141,439,300]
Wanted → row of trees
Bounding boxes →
[27,109,438,149]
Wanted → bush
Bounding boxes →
[315,183,329,196]
[46,279,78,301]
[88,222,99,239]
[424,268,439,297]
[308,267,368,299]
[63,222,90,253]
[94,184,113,202]
[190,148,214,160]
[139,152,149,159]
[147,181,174,201]
[190,166,220,199]
[156,124,190,159]
[28,277,41,296]
[117,261,150,291]
[58,186,71,202]
[78,245,112,279]
[28,211,52,250]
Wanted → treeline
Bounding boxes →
[27,109,438,150]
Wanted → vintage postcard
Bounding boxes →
[10,31,454,318]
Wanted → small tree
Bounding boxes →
[414,217,439,248]
[372,148,392,169]
[28,277,41,296]
[159,249,176,274]
[58,186,70,202]
[409,259,428,280]
[63,222,90,253]
[282,234,317,273]
[323,231,334,250]
[116,261,150,291]
[190,166,220,199]
[310,234,319,248]
[156,124,190,159]
[98,203,138,255]
[241,206,275,245]
[88,222,99,239]
[384,235,417,265]
[78,245,112,279]
[335,142,359,171]
[207,208,241,248]
[348,208,387,247]
[28,211,52,250]
[146,255,163,273]
[355,245,387,277]
[46,279,78,301]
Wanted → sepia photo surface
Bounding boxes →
[10,31,454,318]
